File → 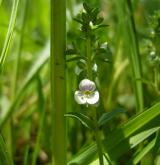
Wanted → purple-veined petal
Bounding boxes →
[74,91,87,104]
[86,91,99,104]
[79,79,96,91]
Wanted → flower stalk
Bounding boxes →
[86,27,104,165]
[93,108,104,165]
[86,37,92,80]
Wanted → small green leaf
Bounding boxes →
[65,112,94,130]
[82,12,90,23]
[83,2,91,14]
[65,49,77,55]
[96,17,104,25]
[98,108,126,127]
[91,8,99,24]
[94,24,109,30]
[73,18,83,24]
[66,56,85,62]
[95,46,112,63]
[77,61,86,69]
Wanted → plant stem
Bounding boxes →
[86,37,93,80]
[93,108,104,165]
[154,65,160,94]
[86,36,104,164]
[50,0,66,164]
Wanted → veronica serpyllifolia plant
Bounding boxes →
[65,2,125,165]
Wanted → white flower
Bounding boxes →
[74,79,99,105]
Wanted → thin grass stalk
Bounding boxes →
[1,0,20,159]
[10,0,29,158]
[50,0,66,164]
[113,0,144,113]
[23,146,29,165]
[12,0,29,95]
[132,138,156,164]
[0,0,20,69]
[32,75,45,165]
[126,0,144,112]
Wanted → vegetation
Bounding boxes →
[0,0,160,164]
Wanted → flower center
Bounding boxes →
[83,90,93,97]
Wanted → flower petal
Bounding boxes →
[79,79,96,91]
[74,91,87,104]
[86,91,99,104]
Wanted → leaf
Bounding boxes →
[65,49,77,55]
[96,17,104,25]
[65,112,94,130]
[91,8,99,24]
[82,12,90,23]
[73,18,83,24]
[68,102,160,164]
[77,61,86,69]
[0,0,20,68]
[98,108,126,127]
[83,2,91,14]
[95,45,112,63]
[66,56,86,62]
[153,130,160,153]
[130,138,156,164]
[94,24,109,30]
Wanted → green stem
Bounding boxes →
[93,108,104,165]
[86,35,104,164]
[154,65,160,94]
[51,0,66,164]
[86,37,92,80]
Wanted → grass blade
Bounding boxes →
[0,134,14,165]
[68,102,160,164]
[125,0,144,112]
[23,146,29,165]
[0,0,20,69]
[131,138,156,164]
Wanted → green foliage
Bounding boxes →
[98,108,126,127]
[68,102,160,164]
[65,112,94,130]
